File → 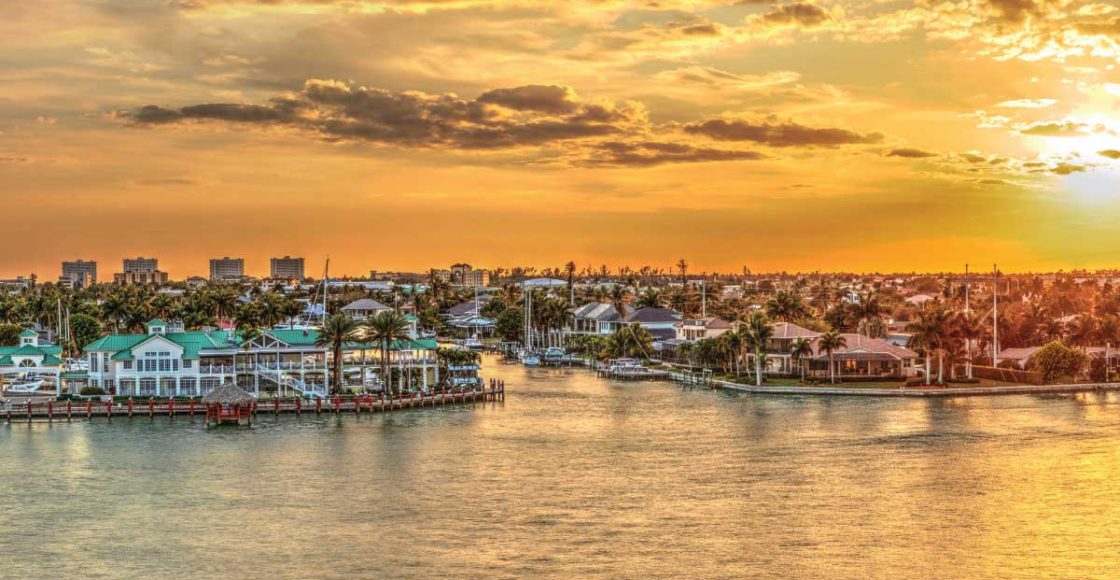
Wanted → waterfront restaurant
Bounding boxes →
[83,319,442,397]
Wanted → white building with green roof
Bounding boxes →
[1,330,64,394]
[83,320,441,398]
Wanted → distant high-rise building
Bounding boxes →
[60,260,97,288]
[114,257,168,285]
[122,257,159,273]
[270,256,305,280]
[462,269,490,288]
[209,257,245,282]
[450,263,472,283]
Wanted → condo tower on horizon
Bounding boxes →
[270,256,305,280]
[114,257,169,285]
[209,257,245,282]
[60,260,97,288]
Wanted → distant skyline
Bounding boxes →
[7,2,1120,275]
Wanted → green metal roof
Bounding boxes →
[86,331,239,360]
[0,356,11,366]
[266,329,320,346]
[0,344,63,357]
[19,329,38,338]
[147,319,167,326]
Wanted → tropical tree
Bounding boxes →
[911,305,953,385]
[604,323,654,360]
[364,310,413,395]
[609,285,631,319]
[742,311,773,386]
[315,314,360,395]
[817,331,847,384]
[635,288,663,309]
[852,291,885,337]
[790,337,813,381]
[765,290,810,322]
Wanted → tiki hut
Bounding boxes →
[203,383,256,425]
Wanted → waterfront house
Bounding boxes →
[568,302,622,335]
[676,317,732,341]
[341,298,392,321]
[623,307,684,343]
[758,322,823,374]
[802,333,919,380]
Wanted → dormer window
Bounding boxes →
[19,330,38,347]
[146,320,167,336]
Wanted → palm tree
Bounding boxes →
[565,261,577,305]
[911,305,953,385]
[364,310,413,395]
[765,290,809,322]
[235,323,262,389]
[316,313,360,395]
[636,288,663,309]
[609,285,631,319]
[790,337,813,381]
[605,323,654,360]
[854,291,884,337]
[817,331,847,384]
[742,311,773,387]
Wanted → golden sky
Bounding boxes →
[6,0,1120,278]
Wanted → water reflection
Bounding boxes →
[3,354,1120,578]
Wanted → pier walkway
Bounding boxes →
[3,382,505,423]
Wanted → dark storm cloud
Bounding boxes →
[684,118,882,147]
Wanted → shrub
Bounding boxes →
[1026,341,1087,384]
[1090,357,1109,382]
[79,386,106,396]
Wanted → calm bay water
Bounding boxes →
[4,355,1120,578]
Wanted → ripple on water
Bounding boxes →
[4,355,1120,579]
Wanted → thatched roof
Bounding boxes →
[202,383,256,405]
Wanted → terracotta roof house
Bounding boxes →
[753,322,824,374]
[803,333,920,379]
[677,318,732,341]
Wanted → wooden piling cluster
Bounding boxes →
[3,380,505,423]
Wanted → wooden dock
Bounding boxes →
[3,382,505,423]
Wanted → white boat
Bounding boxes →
[5,379,45,394]
[520,351,541,366]
[607,358,646,375]
[464,337,484,350]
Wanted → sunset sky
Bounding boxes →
[6,0,1120,278]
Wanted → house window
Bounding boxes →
[183,360,192,369]
[123,361,132,370]
[90,354,99,373]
